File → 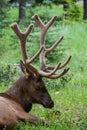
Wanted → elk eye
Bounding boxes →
[35,85,42,91]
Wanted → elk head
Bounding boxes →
[10,15,71,111]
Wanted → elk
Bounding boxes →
[0,15,71,130]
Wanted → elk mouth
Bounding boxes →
[43,101,54,108]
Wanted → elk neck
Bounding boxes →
[4,76,33,112]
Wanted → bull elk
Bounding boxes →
[0,15,71,130]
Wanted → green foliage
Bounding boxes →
[34,0,53,5]
[34,0,78,5]
[26,4,63,23]
[34,0,54,6]
[64,2,83,22]
[66,0,78,3]
[0,0,9,16]
[0,64,20,88]
[42,0,53,5]
[0,0,10,29]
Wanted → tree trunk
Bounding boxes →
[19,0,26,21]
[63,1,69,19]
[83,0,87,20]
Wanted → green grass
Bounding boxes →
[11,84,87,130]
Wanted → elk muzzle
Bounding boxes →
[44,100,54,108]
[42,97,54,108]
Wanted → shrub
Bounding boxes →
[63,0,83,22]
[0,64,20,87]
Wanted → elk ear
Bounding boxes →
[20,60,32,79]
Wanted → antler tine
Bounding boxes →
[59,55,72,69]
[38,62,61,77]
[26,46,44,64]
[31,14,57,33]
[48,68,70,79]
[11,23,34,62]
[45,36,64,53]
[43,55,72,72]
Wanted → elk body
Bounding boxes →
[0,15,71,130]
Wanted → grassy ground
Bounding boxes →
[0,5,87,130]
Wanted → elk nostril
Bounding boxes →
[43,99,54,108]
[49,101,54,108]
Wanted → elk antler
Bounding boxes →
[11,15,71,79]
